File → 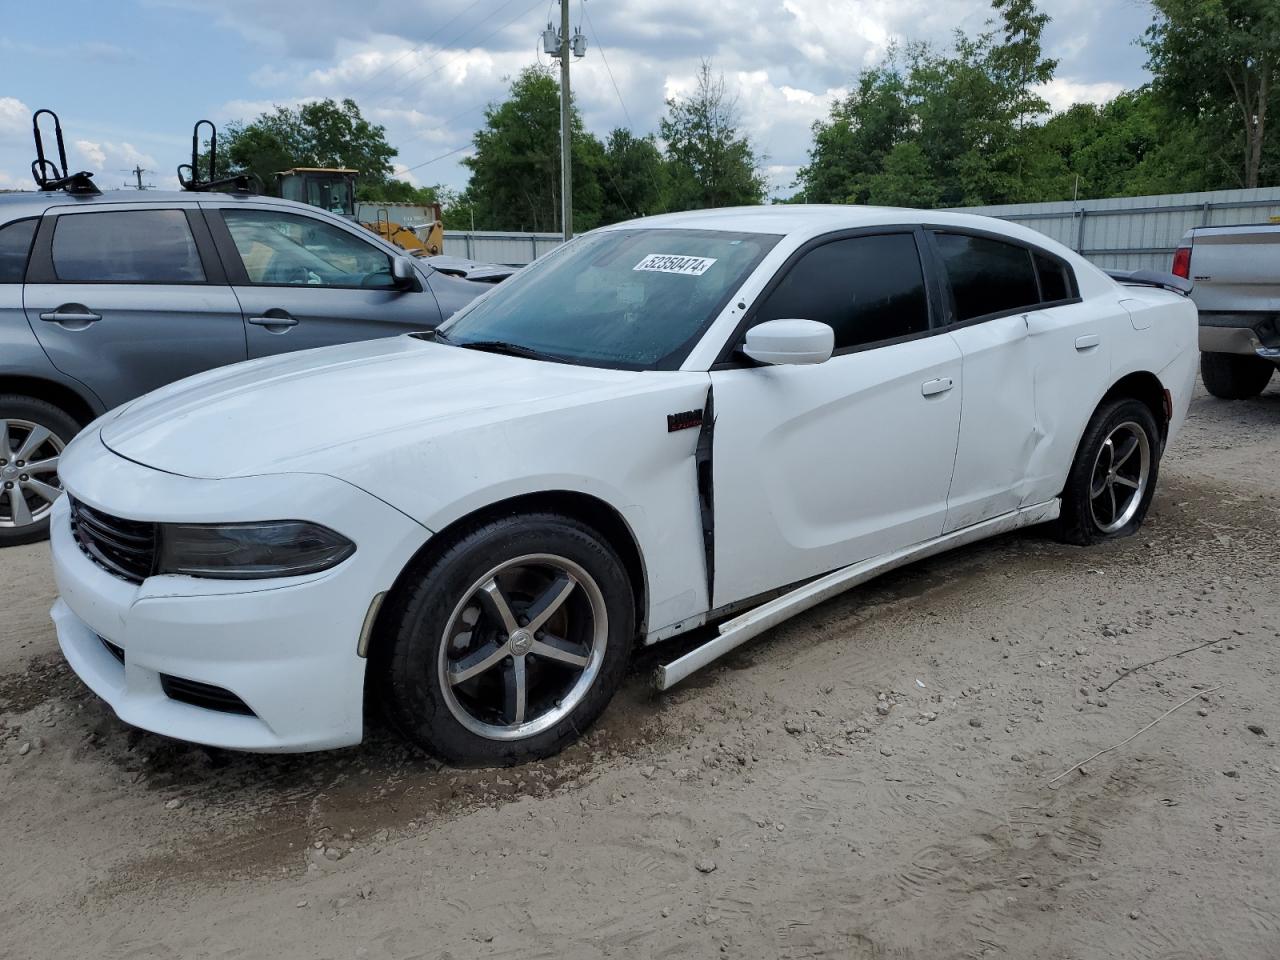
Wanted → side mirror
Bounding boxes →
[741,318,835,366]
[391,255,417,289]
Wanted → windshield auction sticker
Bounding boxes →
[633,254,718,276]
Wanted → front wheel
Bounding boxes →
[1056,398,1161,546]
[0,396,78,547]
[376,513,635,765]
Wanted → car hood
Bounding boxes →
[100,336,647,480]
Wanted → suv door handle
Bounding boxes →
[39,309,101,324]
[247,314,299,331]
[1075,334,1101,351]
[921,377,954,397]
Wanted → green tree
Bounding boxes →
[795,0,1061,208]
[356,178,447,206]
[460,66,604,232]
[218,98,397,192]
[855,142,942,207]
[795,55,912,203]
[1032,89,1223,199]
[660,60,767,209]
[599,128,669,223]
[1142,0,1280,188]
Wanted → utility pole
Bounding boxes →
[558,0,572,242]
[543,3,586,242]
[122,165,154,190]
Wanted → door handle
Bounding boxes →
[1075,334,1101,351]
[921,377,954,397]
[39,310,101,324]
[247,315,299,331]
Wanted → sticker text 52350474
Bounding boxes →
[633,254,718,276]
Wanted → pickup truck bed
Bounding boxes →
[1175,223,1279,398]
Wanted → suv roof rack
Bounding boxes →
[31,109,101,195]
[177,120,261,194]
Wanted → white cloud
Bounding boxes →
[1037,78,1126,113]
[74,140,106,168]
[0,97,29,144]
[43,0,1148,197]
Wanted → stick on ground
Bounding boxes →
[1096,638,1223,694]
[1048,686,1221,787]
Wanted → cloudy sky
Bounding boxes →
[0,0,1156,198]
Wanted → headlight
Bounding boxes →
[156,521,355,580]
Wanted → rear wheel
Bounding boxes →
[1200,351,1274,399]
[1056,398,1161,546]
[377,513,634,765]
[0,396,78,547]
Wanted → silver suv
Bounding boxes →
[0,188,485,546]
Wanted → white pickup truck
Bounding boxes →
[1174,223,1280,398]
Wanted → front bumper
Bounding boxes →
[49,438,429,752]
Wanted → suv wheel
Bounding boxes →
[0,396,78,546]
[1200,352,1274,400]
[376,513,635,765]
[1056,398,1161,546]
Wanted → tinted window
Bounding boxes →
[754,233,930,350]
[0,219,37,283]
[222,210,394,288]
[52,210,205,283]
[1034,251,1072,302]
[933,232,1039,322]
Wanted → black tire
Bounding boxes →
[375,513,635,765]
[0,395,79,547]
[1056,398,1161,546]
[1200,351,1274,400]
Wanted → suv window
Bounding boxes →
[754,233,930,351]
[1034,250,1072,302]
[0,219,37,283]
[222,209,395,288]
[933,232,1039,322]
[52,210,206,283]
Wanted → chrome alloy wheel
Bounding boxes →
[437,553,608,741]
[1089,420,1151,534]
[0,419,64,529]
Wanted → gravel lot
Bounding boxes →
[1,381,1278,960]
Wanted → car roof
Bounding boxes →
[606,203,1057,245]
[0,188,310,221]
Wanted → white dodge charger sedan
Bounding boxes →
[49,206,1198,763]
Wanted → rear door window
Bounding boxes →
[1034,251,1073,302]
[0,219,37,283]
[933,232,1040,322]
[52,210,205,283]
[753,233,931,351]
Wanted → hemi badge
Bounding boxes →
[667,409,703,433]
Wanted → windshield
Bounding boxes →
[437,228,780,370]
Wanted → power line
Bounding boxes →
[397,142,473,176]
[375,0,539,104]
[389,97,492,156]
[582,2,665,214]
[582,3,635,130]
[357,0,520,104]
[347,0,491,99]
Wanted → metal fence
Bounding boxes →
[443,231,565,265]
[440,188,1280,269]
[947,187,1280,271]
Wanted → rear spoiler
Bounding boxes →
[1105,269,1193,296]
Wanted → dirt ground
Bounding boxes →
[1,381,1278,960]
